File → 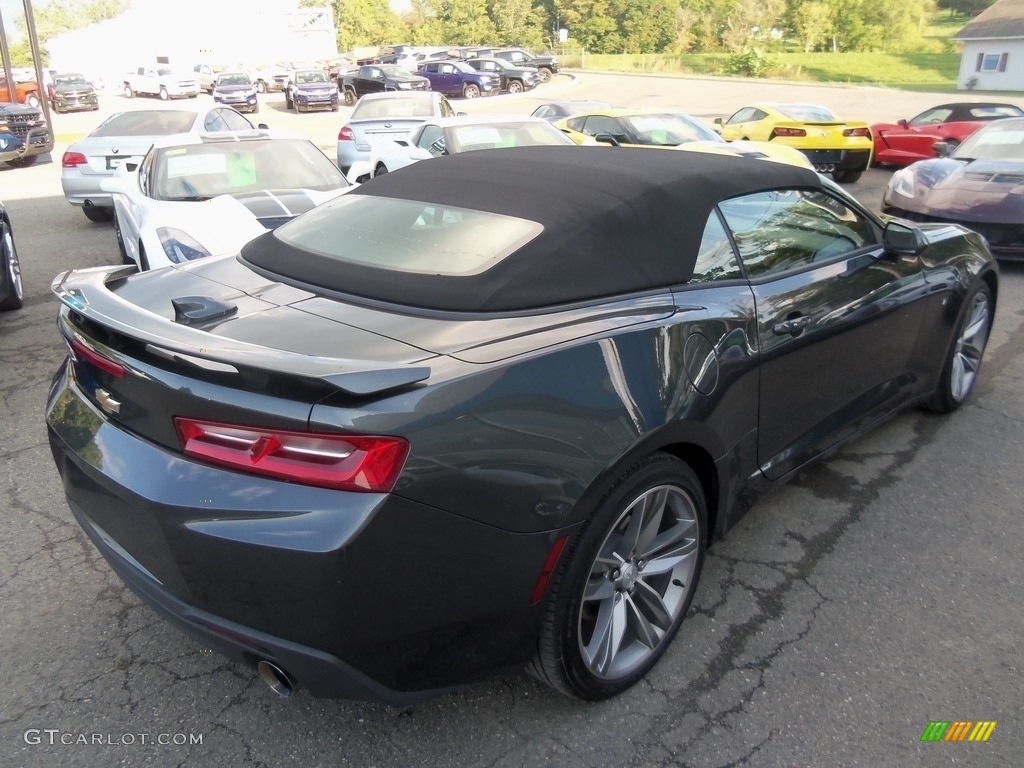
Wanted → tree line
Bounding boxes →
[317,0,995,55]
[2,0,996,68]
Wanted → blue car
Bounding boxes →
[285,70,339,113]
[212,73,259,114]
[417,60,500,99]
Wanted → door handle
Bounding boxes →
[772,314,812,336]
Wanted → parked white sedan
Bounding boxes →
[61,107,263,222]
[352,114,576,181]
[104,131,351,271]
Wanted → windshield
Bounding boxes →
[273,195,541,276]
[447,122,576,152]
[353,93,435,119]
[91,111,196,137]
[217,73,252,86]
[623,114,720,145]
[777,104,838,122]
[152,139,346,201]
[379,66,409,77]
[295,71,329,84]
[55,74,88,86]
[955,120,1024,161]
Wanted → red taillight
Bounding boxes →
[62,151,88,168]
[69,338,125,378]
[338,125,354,141]
[174,417,409,492]
[843,127,870,138]
[772,127,807,138]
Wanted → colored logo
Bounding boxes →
[921,721,997,742]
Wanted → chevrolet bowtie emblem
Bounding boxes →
[95,388,121,415]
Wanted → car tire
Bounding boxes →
[529,452,706,700]
[256,80,266,94]
[463,84,480,99]
[343,89,356,107]
[82,206,114,223]
[52,102,64,114]
[374,163,388,177]
[537,67,552,83]
[923,282,993,414]
[113,215,131,264]
[123,83,135,98]
[25,92,40,109]
[0,218,24,312]
[158,87,169,101]
[508,80,524,94]
[5,156,38,168]
[832,169,863,183]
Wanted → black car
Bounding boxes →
[491,49,559,82]
[0,201,23,311]
[47,148,996,705]
[463,57,538,94]
[47,72,99,113]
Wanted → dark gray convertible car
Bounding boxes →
[46,148,997,705]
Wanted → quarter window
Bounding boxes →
[691,211,742,283]
[718,189,876,278]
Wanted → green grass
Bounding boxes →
[566,51,963,90]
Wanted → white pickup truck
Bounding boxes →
[122,67,199,100]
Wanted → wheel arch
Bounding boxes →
[569,425,727,548]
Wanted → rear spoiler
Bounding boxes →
[51,266,431,396]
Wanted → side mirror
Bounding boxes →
[898,119,909,128]
[882,219,926,256]
[457,111,467,117]
[713,117,723,125]
[593,133,622,147]
[257,123,269,130]
[933,140,954,158]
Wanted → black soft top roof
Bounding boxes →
[243,146,821,312]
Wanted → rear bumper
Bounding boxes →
[797,148,871,172]
[61,172,112,208]
[46,367,562,702]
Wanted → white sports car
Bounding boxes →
[104,131,352,271]
[351,115,576,181]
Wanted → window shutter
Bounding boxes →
[976,53,984,71]
[998,53,1008,72]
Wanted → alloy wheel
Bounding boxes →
[950,290,991,403]
[578,483,701,679]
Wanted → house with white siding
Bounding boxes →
[955,0,1024,91]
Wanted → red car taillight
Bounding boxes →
[338,125,354,141]
[174,417,409,493]
[69,338,125,378]
[62,151,87,167]
[843,127,870,138]
[772,127,807,138]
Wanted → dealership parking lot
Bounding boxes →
[1,73,1022,767]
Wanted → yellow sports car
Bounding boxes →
[715,103,872,183]
[554,108,813,169]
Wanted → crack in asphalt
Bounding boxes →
[623,412,946,768]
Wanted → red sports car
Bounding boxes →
[872,102,1024,166]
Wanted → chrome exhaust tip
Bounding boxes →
[257,660,294,698]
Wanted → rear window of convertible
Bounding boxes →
[272,194,542,276]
